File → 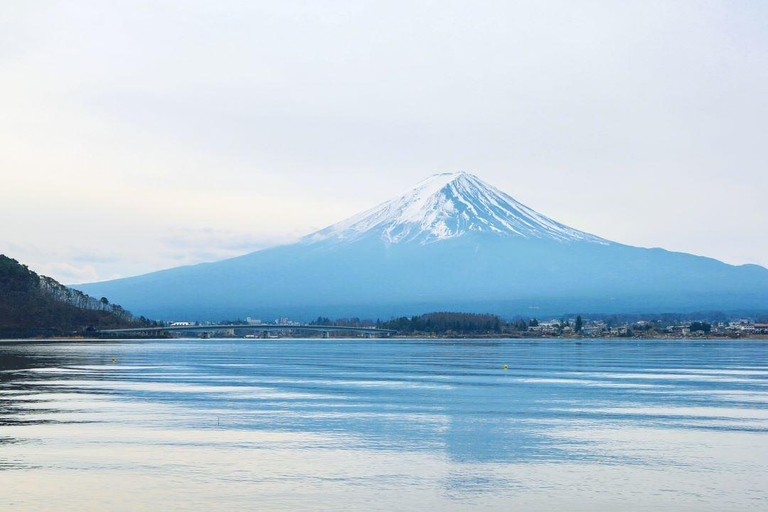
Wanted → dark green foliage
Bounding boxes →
[690,321,712,333]
[575,315,583,333]
[0,255,150,338]
[510,319,528,331]
[381,312,503,335]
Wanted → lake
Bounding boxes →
[1,338,767,511]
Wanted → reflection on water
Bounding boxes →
[1,338,768,510]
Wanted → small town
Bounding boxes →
[153,314,768,339]
[524,317,768,338]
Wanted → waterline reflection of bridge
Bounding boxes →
[98,324,397,337]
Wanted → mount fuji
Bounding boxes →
[77,172,768,320]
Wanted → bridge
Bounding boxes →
[98,323,397,337]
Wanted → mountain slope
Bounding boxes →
[75,173,768,320]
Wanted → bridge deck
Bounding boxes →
[99,324,397,335]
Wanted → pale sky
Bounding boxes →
[1,1,767,284]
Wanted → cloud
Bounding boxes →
[34,262,101,284]
[163,227,290,253]
[69,251,122,264]
[157,227,297,266]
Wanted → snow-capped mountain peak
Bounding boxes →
[305,172,607,245]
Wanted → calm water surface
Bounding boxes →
[1,338,768,511]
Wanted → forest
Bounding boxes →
[0,255,153,338]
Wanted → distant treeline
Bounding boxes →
[310,312,509,335]
[380,312,503,334]
[0,255,154,338]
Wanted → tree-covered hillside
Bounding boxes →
[0,255,153,338]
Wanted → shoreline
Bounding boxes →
[2,335,768,343]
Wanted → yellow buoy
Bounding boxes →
[503,365,508,370]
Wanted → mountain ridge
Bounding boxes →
[75,173,768,321]
[0,254,152,337]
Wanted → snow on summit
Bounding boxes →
[306,172,607,245]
